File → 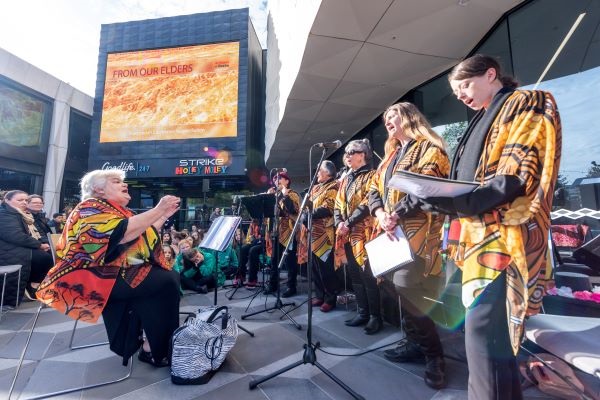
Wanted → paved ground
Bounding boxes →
[0,275,570,400]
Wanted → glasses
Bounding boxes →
[345,149,363,156]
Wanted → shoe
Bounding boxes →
[345,313,369,326]
[194,284,208,294]
[245,280,257,289]
[281,287,297,298]
[364,315,383,335]
[311,298,324,307]
[320,303,335,312]
[232,277,244,287]
[424,356,447,389]
[24,285,37,301]
[138,349,169,368]
[383,340,425,363]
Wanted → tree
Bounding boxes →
[586,161,600,178]
[441,121,467,157]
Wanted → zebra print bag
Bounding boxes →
[171,305,239,385]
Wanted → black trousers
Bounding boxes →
[311,251,340,305]
[269,242,297,290]
[30,249,53,283]
[392,257,444,358]
[180,272,216,291]
[103,267,180,363]
[465,272,522,400]
[240,242,264,282]
[344,243,380,316]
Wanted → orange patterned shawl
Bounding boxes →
[370,139,449,277]
[36,198,169,323]
[451,90,561,354]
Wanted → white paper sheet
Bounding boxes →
[365,226,414,277]
[387,170,479,198]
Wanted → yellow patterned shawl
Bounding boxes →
[370,139,450,276]
[452,90,561,354]
[36,198,169,323]
[334,168,375,269]
[265,190,301,258]
[298,179,339,264]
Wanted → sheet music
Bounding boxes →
[200,216,242,252]
[388,170,479,198]
[365,226,414,277]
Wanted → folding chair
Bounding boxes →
[0,264,22,320]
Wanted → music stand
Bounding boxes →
[241,191,301,330]
[248,149,364,399]
[200,216,255,337]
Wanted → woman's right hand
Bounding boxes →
[376,209,398,233]
[156,195,180,218]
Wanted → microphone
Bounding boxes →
[315,140,342,149]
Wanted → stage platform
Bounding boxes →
[1,275,555,400]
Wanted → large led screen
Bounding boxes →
[100,42,239,143]
[0,83,45,147]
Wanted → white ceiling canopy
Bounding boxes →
[266,0,524,176]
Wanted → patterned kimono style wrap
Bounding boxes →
[370,139,450,277]
[265,190,300,257]
[297,179,339,265]
[451,90,561,353]
[36,198,170,323]
[334,167,375,269]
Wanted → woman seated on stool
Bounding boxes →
[180,248,222,293]
[36,169,181,367]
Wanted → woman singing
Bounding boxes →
[422,54,561,399]
[334,139,381,334]
[368,102,450,389]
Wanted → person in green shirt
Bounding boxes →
[179,248,222,293]
[202,245,239,280]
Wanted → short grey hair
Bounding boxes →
[80,169,126,200]
[345,138,373,163]
[320,160,337,178]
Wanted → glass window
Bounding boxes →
[68,110,91,162]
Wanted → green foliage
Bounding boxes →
[586,161,600,178]
[440,121,467,157]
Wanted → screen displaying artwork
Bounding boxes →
[0,83,45,147]
[100,42,239,143]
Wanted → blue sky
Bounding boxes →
[0,0,268,96]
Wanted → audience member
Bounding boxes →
[27,195,52,242]
[0,190,53,304]
[180,248,221,293]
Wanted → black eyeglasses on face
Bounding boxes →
[345,149,363,156]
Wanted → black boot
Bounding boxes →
[364,315,383,335]
[345,284,369,326]
[424,356,447,389]
[363,275,381,334]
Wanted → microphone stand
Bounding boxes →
[249,148,365,399]
[241,170,301,329]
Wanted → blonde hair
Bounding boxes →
[80,169,126,200]
[382,102,446,156]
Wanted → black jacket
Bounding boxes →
[0,203,43,304]
[32,212,52,243]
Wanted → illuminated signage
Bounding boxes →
[100,42,240,143]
